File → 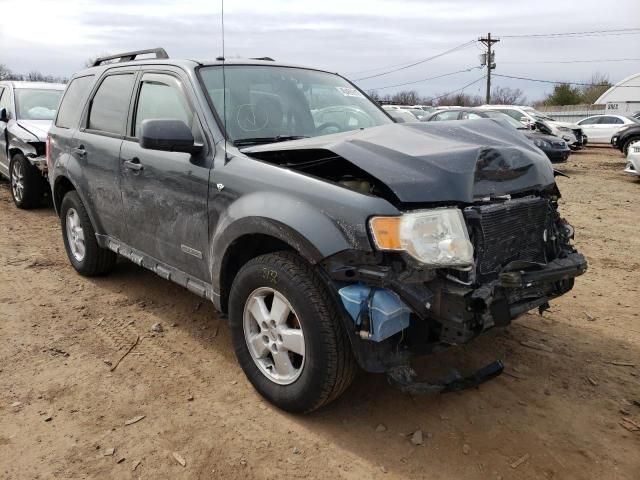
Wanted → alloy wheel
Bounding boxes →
[65,208,86,262]
[11,161,24,203]
[243,287,305,385]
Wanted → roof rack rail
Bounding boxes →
[251,57,275,61]
[92,48,169,66]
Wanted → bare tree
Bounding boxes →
[433,92,483,107]
[367,90,381,102]
[580,72,611,104]
[490,86,527,105]
[0,64,12,81]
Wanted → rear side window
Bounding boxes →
[88,74,135,134]
[599,116,623,125]
[56,76,94,128]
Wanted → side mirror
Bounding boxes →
[139,119,202,154]
[0,108,8,123]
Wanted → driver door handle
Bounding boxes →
[123,157,143,171]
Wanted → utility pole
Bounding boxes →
[479,33,499,104]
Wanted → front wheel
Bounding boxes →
[10,154,45,209]
[623,137,640,156]
[229,252,356,413]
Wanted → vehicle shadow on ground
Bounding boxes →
[84,255,640,479]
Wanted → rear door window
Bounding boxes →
[579,117,600,125]
[56,76,94,129]
[87,73,135,135]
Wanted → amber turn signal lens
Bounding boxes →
[369,216,402,250]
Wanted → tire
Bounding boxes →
[60,191,117,276]
[623,137,640,156]
[10,153,45,209]
[229,251,357,413]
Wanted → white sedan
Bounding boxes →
[624,140,640,177]
[577,114,638,144]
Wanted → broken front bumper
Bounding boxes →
[431,252,587,344]
[324,250,587,371]
[27,155,48,174]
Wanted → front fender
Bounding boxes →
[209,191,355,290]
[8,127,39,158]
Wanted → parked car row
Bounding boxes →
[425,107,571,163]
[1,50,589,413]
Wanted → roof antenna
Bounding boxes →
[219,0,228,162]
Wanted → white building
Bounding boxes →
[595,72,640,115]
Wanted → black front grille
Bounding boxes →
[467,197,548,276]
[572,128,584,143]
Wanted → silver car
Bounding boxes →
[624,140,640,178]
[0,81,65,208]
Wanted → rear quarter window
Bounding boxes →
[55,76,94,129]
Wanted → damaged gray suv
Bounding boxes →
[48,49,587,412]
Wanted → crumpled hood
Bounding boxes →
[16,119,52,142]
[241,120,556,204]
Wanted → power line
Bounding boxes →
[431,75,487,101]
[493,73,640,87]
[367,66,483,90]
[502,27,640,38]
[348,40,476,78]
[352,40,477,81]
[501,57,640,65]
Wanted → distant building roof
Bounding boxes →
[595,72,640,104]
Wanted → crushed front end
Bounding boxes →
[322,192,586,375]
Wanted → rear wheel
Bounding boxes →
[10,153,45,209]
[60,191,117,276]
[229,252,356,413]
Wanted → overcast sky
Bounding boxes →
[2,0,640,101]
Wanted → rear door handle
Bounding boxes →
[73,146,86,157]
[123,157,143,171]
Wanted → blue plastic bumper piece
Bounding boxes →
[338,284,411,342]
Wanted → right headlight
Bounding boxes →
[533,138,551,148]
[369,208,474,267]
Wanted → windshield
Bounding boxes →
[407,108,427,117]
[481,111,527,129]
[199,65,392,145]
[523,107,555,122]
[15,89,63,120]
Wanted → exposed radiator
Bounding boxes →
[466,197,548,276]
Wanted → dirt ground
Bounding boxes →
[1,147,639,480]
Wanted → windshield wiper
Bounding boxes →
[234,135,309,147]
